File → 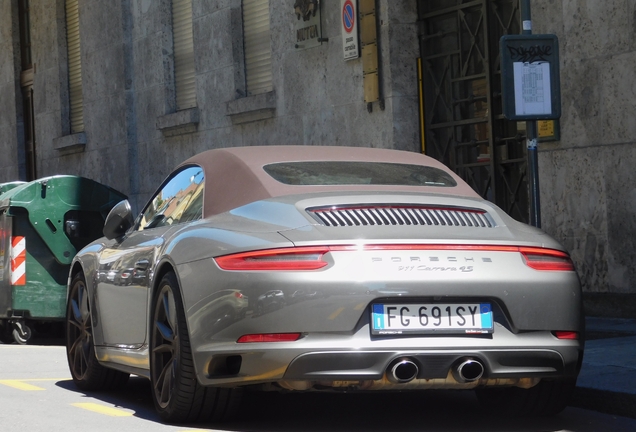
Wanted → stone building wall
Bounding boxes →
[0,0,21,180]
[534,0,636,294]
[2,0,633,298]
[0,0,419,213]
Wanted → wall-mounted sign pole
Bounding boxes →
[501,2,561,227]
[521,0,541,228]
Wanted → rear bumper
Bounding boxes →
[194,323,583,389]
[283,348,578,381]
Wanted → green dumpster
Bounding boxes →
[0,175,126,344]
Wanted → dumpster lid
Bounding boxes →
[0,175,127,264]
[0,181,27,198]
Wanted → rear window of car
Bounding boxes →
[263,161,457,187]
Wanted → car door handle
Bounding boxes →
[135,259,150,270]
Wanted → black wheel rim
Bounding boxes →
[67,279,92,379]
[151,284,179,409]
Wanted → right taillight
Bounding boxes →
[519,247,575,271]
[553,331,579,340]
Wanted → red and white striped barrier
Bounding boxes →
[11,236,26,286]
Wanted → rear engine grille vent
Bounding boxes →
[308,206,493,228]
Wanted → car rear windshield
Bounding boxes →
[263,162,457,187]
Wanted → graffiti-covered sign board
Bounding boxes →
[500,34,561,120]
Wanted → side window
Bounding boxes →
[138,166,204,231]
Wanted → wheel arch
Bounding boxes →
[148,260,184,336]
[153,261,179,298]
[69,261,84,285]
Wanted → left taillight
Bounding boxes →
[519,247,575,271]
[215,246,330,271]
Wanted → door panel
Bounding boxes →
[95,166,205,346]
[96,229,169,347]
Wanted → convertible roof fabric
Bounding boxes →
[178,146,480,217]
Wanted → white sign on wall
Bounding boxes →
[341,0,359,60]
[294,0,322,50]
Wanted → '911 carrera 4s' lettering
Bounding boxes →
[397,265,474,272]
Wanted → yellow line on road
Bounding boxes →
[354,302,366,310]
[72,403,133,417]
[7,378,68,382]
[0,380,46,391]
[328,307,345,320]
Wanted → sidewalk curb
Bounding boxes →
[572,387,636,419]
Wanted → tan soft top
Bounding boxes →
[178,146,480,217]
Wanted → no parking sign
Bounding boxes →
[341,0,359,60]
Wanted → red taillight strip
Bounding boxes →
[215,245,574,271]
[328,244,520,252]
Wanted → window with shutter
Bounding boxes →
[242,0,272,95]
[172,0,196,110]
[65,0,84,133]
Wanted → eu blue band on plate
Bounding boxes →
[373,304,384,329]
[480,303,492,328]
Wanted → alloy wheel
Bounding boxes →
[67,278,92,380]
[151,283,179,409]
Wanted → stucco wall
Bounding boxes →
[534,0,636,293]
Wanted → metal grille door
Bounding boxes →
[418,0,529,222]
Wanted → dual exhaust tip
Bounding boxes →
[387,357,484,384]
[388,358,420,384]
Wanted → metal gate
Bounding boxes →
[418,0,528,222]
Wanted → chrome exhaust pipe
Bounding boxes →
[387,358,419,384]
[453,358,484,383]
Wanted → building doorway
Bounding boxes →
[418,0,529,222]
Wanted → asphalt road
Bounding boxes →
[1,342,635,432]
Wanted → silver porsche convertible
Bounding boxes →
[65,146,583,423]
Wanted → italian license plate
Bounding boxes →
[371,303,493,335]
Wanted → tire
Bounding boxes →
[475,378,577,417]
[66,271,130,391]
[150,272,242,423]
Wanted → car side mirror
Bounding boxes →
[103,199,134,240]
